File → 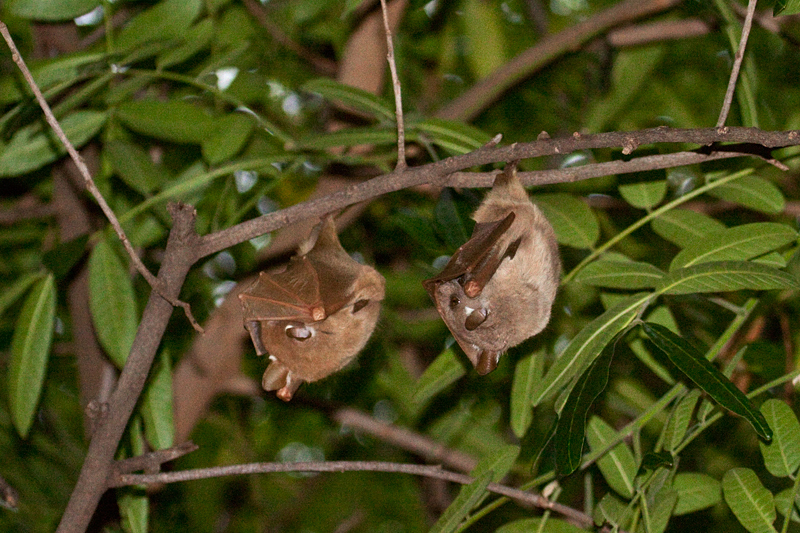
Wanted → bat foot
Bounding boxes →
[262,360,303,401]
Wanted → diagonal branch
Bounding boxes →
[108,459,597,530]
[379,0,407,170]
[0,21,203,333]
[716,0,759,127]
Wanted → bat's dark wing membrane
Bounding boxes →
[423,211,516,298]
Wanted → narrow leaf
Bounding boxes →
[574,260,664,289]
[303,78,395,121]
[0,110,107,177]
[296,127,398,149]
[0,273,42,318]
[642,323,772,441]
[118,489,149,533]
[708,176,785,214]
[116,0,202,51]
[673,472,722,515]
[412,348,465,407]
[722,468,777,533]
[434,189,469,250]
[496,518,586,533]
[555,344,615,476]
[642,488,678,533]
[532,293,646,406]
[663,390,701,453]
[775,0,800,16]
[201,113,254,165]
[141,350,174,450]
[472,445,519,483]
[670,223,797,271]
[88,239,139,368]
[116,100,212,144]
[534,193,599,249]
[510,352,541,438]
[106,140,168,195]
[10,0,100,21]
[759,399,800,478]
[656,261,800,295]
[429,471,492,533]
[412,118,491,154]
[587,416,637,499]
[651,209,726,248]
[8,274,56,438]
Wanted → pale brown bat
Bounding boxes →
[423,161,560,375]
[239,217,385,401]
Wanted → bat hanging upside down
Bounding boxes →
[239,217,385,401]
[423,161,561,375]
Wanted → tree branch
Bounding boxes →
[108,459,596,529]
[196,126,800,258]
[379,0,407,170]
[716,0,758,127]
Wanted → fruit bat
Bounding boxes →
[423,161,560,375]
[239,217,385,401]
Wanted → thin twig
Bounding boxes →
[109,460,596,529]
[0,21,203,333]
[716,0,758,128]
[379,0,407,170]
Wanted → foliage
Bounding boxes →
[1,0,800,532]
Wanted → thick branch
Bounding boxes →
[109,460,595,529]
[197,126,800,258]
[56,204,200,533]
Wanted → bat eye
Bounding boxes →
[285,325,312,341]
[352,299,369,313]
[449,295,460,309]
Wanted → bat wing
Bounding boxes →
[423,211,516,299]
[238,258,326,323]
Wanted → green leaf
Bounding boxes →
[201,113,254,165]
[141,350,174,450]
[593,493,629,529]
[619,180,667,209]
[574,260,664,289]
[759,399,800,478]
[535,193,599,249]
[0,110,107,177]
[663,390,701,453]
[673,472,722,515]
[116,100,212,144]
[412,348,465,407]
[429,471,492,533]
[656,261,800,295]
[8,274,56,438]
[0,273,43,319]
[42,235,89,280]
[641,488,678,533]
[156,17,214,69]
[531,293,646,406]
[472,445,519,483]
[106,140,167,195]
[9,0,100,20]
[651,209,726,248]
[722,468,777,533]
[510,351,542,438]
[555,344,615,476]
[303,78,395,121]
[775,0,800,16]
[642,323,772,441]
[707,176,785,214]
[118,489,149,533]
[88,238,139,368]
[496,518,586,533]
[774,487,800,521]
[412,118,491,154]
[587,416,637,499]
[116,0,203,51]
[296,127,398,149]
[670,223,797,270]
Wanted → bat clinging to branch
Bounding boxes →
[239,217,385,401]
[424,161,560,375]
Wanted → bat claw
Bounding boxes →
[475,350,501,375]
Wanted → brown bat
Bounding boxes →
[239,217,385,401]
[423,161,560,375]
